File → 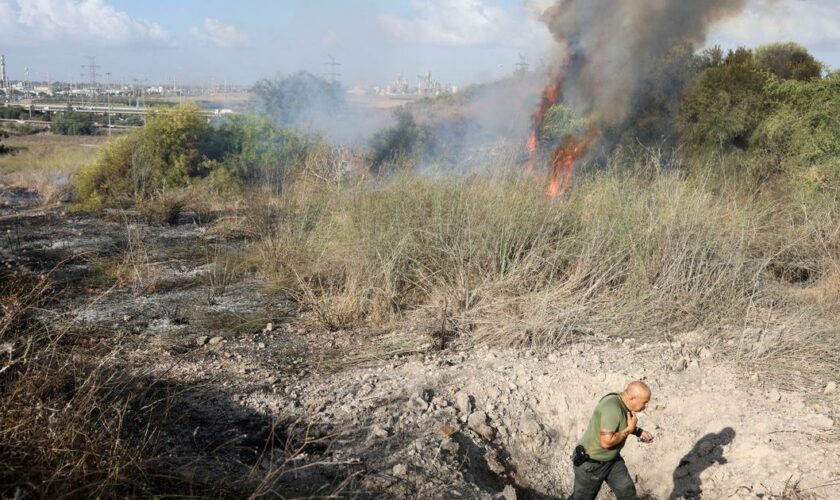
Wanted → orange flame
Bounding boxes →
[546,125,598,198]
[525,82,561,174]
[526,76,598,198]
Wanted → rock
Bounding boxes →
[455,391,473,415]
[392,463,408,478]
[699,347,713,360]
[432,395,449,408]
[440,438,460,454]
[824,381,837,395]
[768,388,781,402]
[672,358,688,372]
[495,485,517,500]
[521,412,542,437]
[467,411,494,441]
[547,353,558,363]
[407,396,429,412]
[195,335,209,347]
[420,387,434,402]
[123,314,131,322]
[257,342,266,349]
[208,336,224,346]
[805,413,834,430]
[264,322,273,332]
[485,451,505,475]
[370,425,390,439]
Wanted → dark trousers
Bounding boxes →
[572,457,636,500]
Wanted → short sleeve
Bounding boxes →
[598,401,622,432]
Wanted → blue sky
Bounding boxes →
[1,0,839,87]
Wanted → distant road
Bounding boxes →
[0,118,137,130]
[3,101,227,117]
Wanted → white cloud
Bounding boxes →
[380,0,547,47]
[190,18,248,48]
[711,0,840,48]
[0,0,174,47]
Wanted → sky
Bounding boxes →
[1,0,838,88]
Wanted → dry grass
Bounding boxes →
[0,134,105,207]
[0,268,351,497]
[241,151,840,382]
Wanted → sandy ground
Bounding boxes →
[2,185,838,499]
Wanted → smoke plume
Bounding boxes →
[536,0,752,125]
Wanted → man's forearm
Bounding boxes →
[600,427,631,448]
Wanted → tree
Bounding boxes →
[52,107,95,135]
[680,48,771,151]
[251,71,344,126]
[755,42,822,81]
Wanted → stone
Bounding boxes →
[805,413,834,430]
[768,388,781,402]
[264,322,274,332]
[672,358,688,372]
[432,395,449,408]
[370,425,390,439]
[195,336,209,347]
[455,391,473,415]
[521,412,542,437]
[824,381,837,395]
[699,347,713,360]
[420,387,434,402]
[495,485,517,500]
[208,336,224,346]
[440,438,460,454]
[407,396,429,412]
[392,463,408,478]
[467,411,494,441]
[257,342,266,349]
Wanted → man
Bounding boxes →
[572,381,654,500]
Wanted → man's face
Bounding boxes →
[629,393,651,412]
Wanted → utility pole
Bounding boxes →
[105,72,112,136]
[514,54,530,77]
[324,55,341,85]
[24,66,32,118]
[0,55,7,97]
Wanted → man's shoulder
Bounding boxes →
[596,394,623,416]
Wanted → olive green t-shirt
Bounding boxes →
[578,393,629,462]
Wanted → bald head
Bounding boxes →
[622,381,651,412]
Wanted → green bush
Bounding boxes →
[755,42,823,81]
[52,107,95,136]
[369,109,433,174]
[74,105,324,208]
[251,71,343,126]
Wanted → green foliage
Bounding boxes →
[251,71,343,126]
[0,107,25,120]
[74,105,324,208]
[216,114,316,189]
[52,107,95,136]
[751,77,840,189]
[369,109,433,174]
[74,105,217,207]
[755,42,823,81]
[680,48,771,151]
[540,104,587,147]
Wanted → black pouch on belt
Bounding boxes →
[572,445,590,467]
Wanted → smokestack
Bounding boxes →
[537,0,751,125]
[0,55,6,92]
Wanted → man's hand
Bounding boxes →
[626,411,638,434]
[639,430,654,443]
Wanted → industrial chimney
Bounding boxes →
[0,55,7,93]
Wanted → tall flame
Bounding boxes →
[525,81,561,175]
[526,78,598,198]
[546,125,598,198]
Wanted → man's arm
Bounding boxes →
[598,411,637,449]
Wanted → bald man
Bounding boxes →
[571,381,654,500]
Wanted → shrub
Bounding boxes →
[251,71,343,126]
[755,42,823,81]
[52,106,95,135]
[368,109,433,174]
